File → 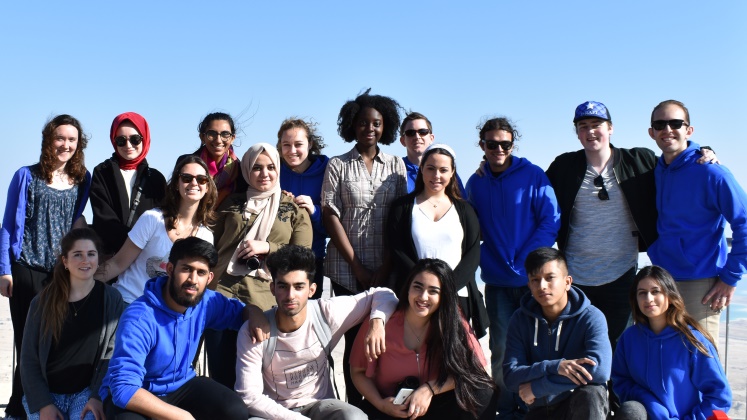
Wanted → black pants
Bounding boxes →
[331,282,363,406]
[104,376,248,420]
[525,384,608,420]
[360,387,498,420]
[311,257,325,299]
[6,262,52,418]
[204,328,238,389]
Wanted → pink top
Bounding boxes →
[350,309,487,398]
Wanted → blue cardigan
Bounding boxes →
[1,165,91,275]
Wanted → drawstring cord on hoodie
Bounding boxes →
[532,318,564,351]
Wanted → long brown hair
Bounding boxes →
[162,155,217,230]
[39,114,88,184]
[412,147,462,201]
[38,228,102,342]
[630,266,715,356]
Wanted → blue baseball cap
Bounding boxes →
[573,101,611,123]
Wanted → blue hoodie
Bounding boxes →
[648,141,747,285]
[280,155,329,259]
[100,276,245,407]
[403,156,466,197]
[503,286,611,408]
[612,324,731,419]
[466,157,560,287]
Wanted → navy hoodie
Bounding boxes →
[503,286,611,408]
[100,275,245,407]
[280,155,329,259]
[466,157,560,287]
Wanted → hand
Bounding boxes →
[352,262,373,289]
[281,190,295,199]
[0,274,12,298]
[557,357,596,385]
[39,404,64,420]
[518,382,535,405]
[237,239,270,260]
[246,304,270,343]
[701,278,736,312]
[81,398,104,420]
[406,385,433,419]
[293,195,315,215]
[376,397,409,418]
[475,158,487,177]
[365,318,386,361]
[697,147,720,165]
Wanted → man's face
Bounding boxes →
[576,118,613,154]
[166,257,213,309]
[399,118,434,159]
[648,104,693,161]
[271,270,316,318]
[479,129,514,173]
[528,260,571,314]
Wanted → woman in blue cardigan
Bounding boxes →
[276,118,329,298]
[0,114,91,418]
[612,266,732,419]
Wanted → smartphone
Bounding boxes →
[393,388,413,405]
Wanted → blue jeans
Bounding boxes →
[23,387,94,420]
[485,284,529,419]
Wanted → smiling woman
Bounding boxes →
[0,114,92,418]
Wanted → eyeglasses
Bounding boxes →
[114,135,143,147]
[594,175,609,200]
[651,119,688,131]
[403,128,431,137]
[204,130,234,140]
[482,140,513,151]
[178,173,210,185]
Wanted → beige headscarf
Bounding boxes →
[226,143,281,279]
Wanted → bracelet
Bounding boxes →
[425,382,435,396]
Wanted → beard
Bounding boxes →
[168,277,205,308]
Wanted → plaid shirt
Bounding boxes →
[322,146,407,292]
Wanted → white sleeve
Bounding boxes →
[127,210,158,249]
[321,287,398,334]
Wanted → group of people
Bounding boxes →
[0,90,744,420]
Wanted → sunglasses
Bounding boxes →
[403,128,431,137]
[651,119,688,131]
[178,173,210,185]
[204,130,234,140]
[482,140,513,151]
[594,175,609,201]
[114,135,143,147]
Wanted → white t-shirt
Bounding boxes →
[411,201,463,270]
[113,209,213,303]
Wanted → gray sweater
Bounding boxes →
[21,283,124,413]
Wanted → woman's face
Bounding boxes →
[201,119,235,160]
[114,121,144,160]
[280,127,311,170]
[421,152,454,195]
[62,239,98,282]
[407,271,442,318]
[354,107,383,148]
[51,124,79,166]
[636,277,669,323]
[249,152,278,192]
[178,163,210,202]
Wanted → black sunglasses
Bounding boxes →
[482,140,513,151]
[114,135,143,147]
[204,130,234,140]
[651,119,688,131]
[178,173,210,185]
[594,175,609,201]
[403,128,431,137]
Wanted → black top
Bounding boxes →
[46,281,105,394]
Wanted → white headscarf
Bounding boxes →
[226,143,281,279]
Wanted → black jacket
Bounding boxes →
[387,193,489,338]
[90,156,167,255]
[545,145,658,252]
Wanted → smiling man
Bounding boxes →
[503,247,611,420]
[646,99,747,342]
[235,245,398,420]
[101,237,265,420]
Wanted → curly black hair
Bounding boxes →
[337,88,402,145]
[477,116,521,143]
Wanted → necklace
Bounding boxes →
[52,170,69,184]
[405,319,429,344]
[70,287,93,317]
[174,217,194,237]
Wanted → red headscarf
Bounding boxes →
[110,112,151,170]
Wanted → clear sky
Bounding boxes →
[2,2,746,308]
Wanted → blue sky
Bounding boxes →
[2,2,746,309]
